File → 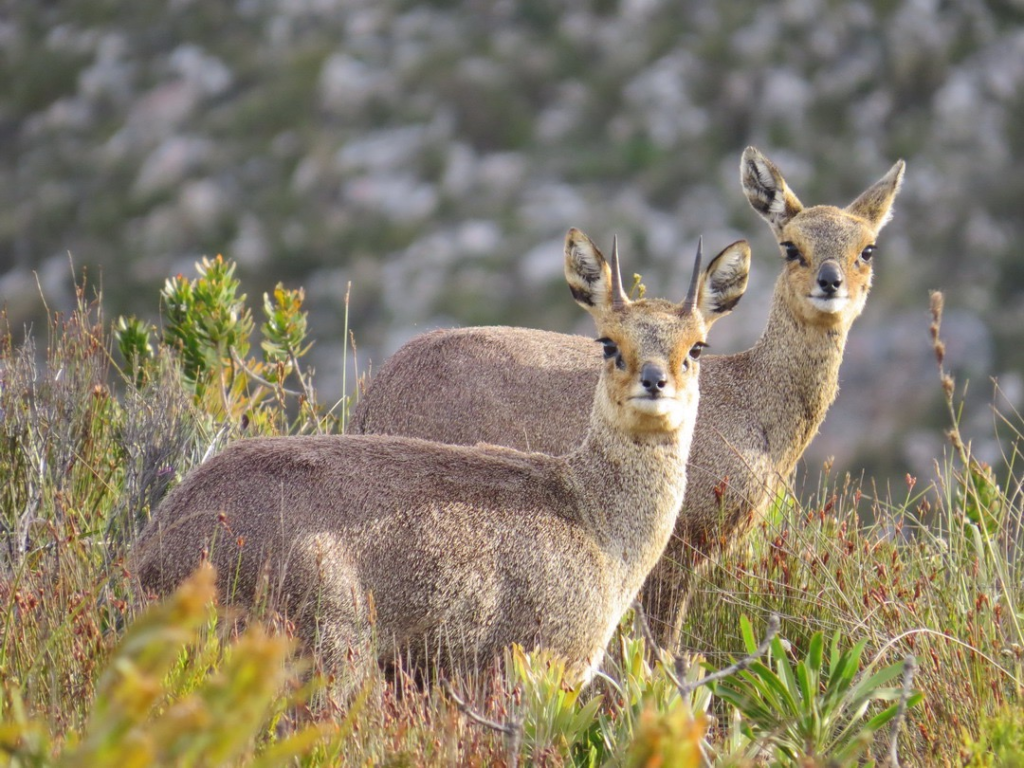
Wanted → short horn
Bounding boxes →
[680,236,703,314]
[610,235,628,310]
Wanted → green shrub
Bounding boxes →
[963,705,1024,767]
[117,254,330,433]
[711,617,921,765]
[1,565,331,766]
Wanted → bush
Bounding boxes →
[1,564,331,766]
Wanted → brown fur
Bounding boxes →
[135,229,733,686]
[351,147,904,647]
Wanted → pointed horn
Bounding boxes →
[680,236,703,314]
[609,235,628,310]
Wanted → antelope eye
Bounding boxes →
[689,343,706,360]
[596,337,618,359]
[860,245,877,262]
[781,242,803,263]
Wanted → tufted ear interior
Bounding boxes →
[845,159,906,232]
[698,240,751,325]
[564,228,624,316]
[740,147,805,235]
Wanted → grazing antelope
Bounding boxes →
[352,147,905,647]
[135,229,744,685]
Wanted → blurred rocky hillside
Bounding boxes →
[3,0,1024,485]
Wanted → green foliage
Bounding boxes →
[593,626,712,761]
[0,45,88,115]
[624,704,705,768]
[958,459,1004,536]
[963,705,1024,767]
[600,630,712,766]
[501,633,712,767]
[115,315,156,387]
[507,644,605,763]
[628,273,646,300]
[261,284,313,371]
[120,254,330,431]
[0,565,329,766]
[161,255,254,395]
[712,618,922,765]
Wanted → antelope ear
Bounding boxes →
[740,147,804,235]
[699,240,750,325]
[845,159,906,232]
[564,229,626,315]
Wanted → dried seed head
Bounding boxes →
[929,290,944,323]
[929,291,947,369]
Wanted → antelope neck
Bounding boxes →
[747,284,850,467]
[566,403,692,565]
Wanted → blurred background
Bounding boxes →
[2,0,1023,489]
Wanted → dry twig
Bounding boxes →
[887,654,917,768]
[632,601,780,699]
[442,679,524,768]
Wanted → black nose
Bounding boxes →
[640,363,668,394]
[817,261,843,295]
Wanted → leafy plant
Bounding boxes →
[261,284,313,372]
[624,703,705,768]
[962,704,1024,767]
[161,254,254,400]
[115,315,156,387]
[506,644,604,763]
[0,564,331,766]
[711,616,922,765]
[958,459,1004,537]
[117,254,327,431]
[612,632,710,768]
[591,624,714,759]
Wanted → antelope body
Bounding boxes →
[136,229,742,684]
[352,147,905,647]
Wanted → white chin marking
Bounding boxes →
[808,296,848,314]
[630,397,681,417]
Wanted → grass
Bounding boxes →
[0,269,1021,765]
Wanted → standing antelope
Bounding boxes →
[135,228,745,685]
[352,147,905,647]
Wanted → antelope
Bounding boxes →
[134,228,746,685]
[352,147,905,648]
